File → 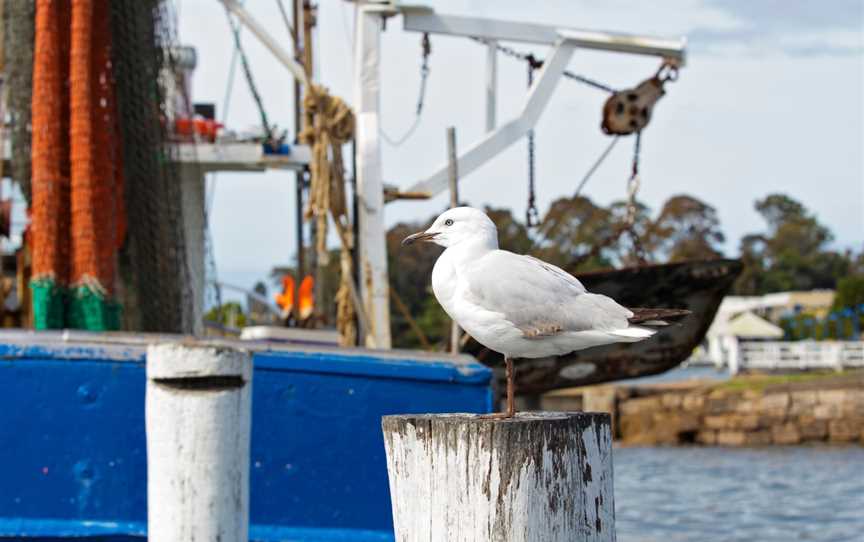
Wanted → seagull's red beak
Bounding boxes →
[401,230,438,247]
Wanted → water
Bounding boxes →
[614,446,864,541]
[620,365,729,386]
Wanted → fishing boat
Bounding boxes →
[0,1,738,538]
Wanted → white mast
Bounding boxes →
[353,3,395,348]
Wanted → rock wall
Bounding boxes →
[617,382,863,446]
[543,373,864,446]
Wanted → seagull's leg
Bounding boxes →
[505,356,515,418]
[479,356,517,419]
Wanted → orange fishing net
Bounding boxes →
[32,0,125,295]
[70,0,125,294]
[30,0,71,284]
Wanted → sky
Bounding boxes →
[177,0,864,293]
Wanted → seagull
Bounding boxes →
[402,207,690,418]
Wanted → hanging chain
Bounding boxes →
[417,33,431,114]
[525,57,540,228]
[470,37,615,94]
[625,131,648,264]
[381,33,431,147]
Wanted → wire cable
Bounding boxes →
[381,33,431,147]
[574,136,620,198]
[222,5,273,142]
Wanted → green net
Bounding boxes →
[68,285,121,331]
[30,278,66,330]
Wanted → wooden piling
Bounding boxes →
[146,342,252,542]
[382,412,615,542]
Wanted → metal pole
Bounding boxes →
[447,126,460,353]
[351,139,362,345]
[302,0,315,130]
[146,342,252,542]
[292,0,304,321]
[485,41,497,132]
[447,127,459,205]
[219,0,309,86]
[302,0,324,322]
[178,166,206,336]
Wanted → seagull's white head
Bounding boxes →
[402,207,499,250]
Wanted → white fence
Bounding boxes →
[736,340,864,373]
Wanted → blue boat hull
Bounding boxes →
[0,332,493,540]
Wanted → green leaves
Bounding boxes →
[733,193,851,295]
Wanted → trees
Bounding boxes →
[733,194,848,294]
[645,195,725,262]
[833,275,864,311]
[204,302,247,329]
[534,194,722,271]
[387,218,442,348]
[533,195,617,271]
[484,206,533,254]
[734,234,768,295]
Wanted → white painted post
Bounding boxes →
[725,336,740,375]
[830,341,843,372]
[354,5,392,348]
[146,342,253,542]
[179,167,205,336]
[382,412,615,541]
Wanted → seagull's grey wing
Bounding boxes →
[464,251,633,336]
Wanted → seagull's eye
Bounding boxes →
[444,219,454,226]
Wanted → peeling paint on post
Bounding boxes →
[382,412,615,542]
[146,342,252,542]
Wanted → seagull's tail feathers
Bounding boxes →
[608,325,656,342]
[608,308,692,343]
[627,307,691,326]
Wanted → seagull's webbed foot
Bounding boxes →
[478,411,514,420]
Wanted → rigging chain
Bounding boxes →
[470,37,615,94]
[625,131,648,264]
[381,33,431,147]
[525,56,540,227]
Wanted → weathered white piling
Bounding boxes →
[382,412,615,542]
[146,342,252,542]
